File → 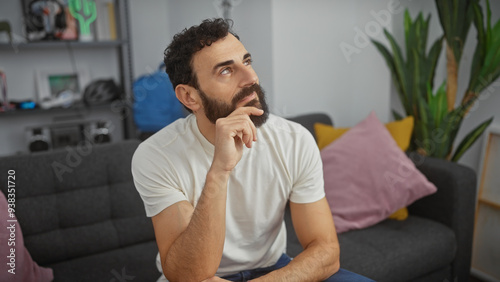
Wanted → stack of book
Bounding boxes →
[94,0,117,41]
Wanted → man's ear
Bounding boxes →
[175,84,201,112]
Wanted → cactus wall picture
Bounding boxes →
[68,0,97,41]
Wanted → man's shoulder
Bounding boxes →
[133,115,195,161]
[141,115,194,148]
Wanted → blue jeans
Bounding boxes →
[221,253,374,281]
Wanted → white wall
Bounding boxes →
[271,0,400,126]
[393,0,500,172]
[130,0,394,127]
[129,0,170,79]
[161,0,273,102]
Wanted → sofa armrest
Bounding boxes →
[407,152,477,281]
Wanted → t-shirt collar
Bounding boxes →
[190,115,215,156]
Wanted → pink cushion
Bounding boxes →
[0,192,53,282]
[321,111,437,233]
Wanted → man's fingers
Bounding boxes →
[216,106,264,148]
[228,106,264,118]
[223,119,255,148]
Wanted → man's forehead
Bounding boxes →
[193,34,248,70]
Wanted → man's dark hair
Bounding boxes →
[164,18,239,93]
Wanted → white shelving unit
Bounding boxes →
[0,0,134,156]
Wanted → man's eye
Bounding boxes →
[244,59,253,65]
[221,68,231,75]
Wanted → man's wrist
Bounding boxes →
[208,163,231,177]
[206,166,231,187]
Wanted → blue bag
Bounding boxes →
[133,63,185,132]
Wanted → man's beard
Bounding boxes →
[197,84,270,127]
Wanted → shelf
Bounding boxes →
[0,0,135,144]
[0,40,127,51]
[0,103,123,118]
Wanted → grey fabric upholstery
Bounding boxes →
[337,217,455,281]
[287,112,333,142]
[47,241,159,282]
[407,152,477,281]
[0,140,159,281]
[284,113,477,282]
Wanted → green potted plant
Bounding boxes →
[371,0,499,161]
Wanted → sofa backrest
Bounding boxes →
[287,113,333,140]
[0,140,154,265]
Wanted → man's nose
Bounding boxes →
[239,67,258,88]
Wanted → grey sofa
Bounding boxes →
[286,113,477,282]
[0,113,476,282]
[0,141,159,282]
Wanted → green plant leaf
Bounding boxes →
[468,0,500,95]
[382,28,413,116]
[372,39,410,115]
[392,110,405,121]
[427,80,448,129]
[487,0,492,44]
[404,9,412,61]
[434,81,448,128]
[436,110,462,159]
[426,37,444,88]
[435,0,475,65]
[411,49,421,114]
[416,94,430,142]
[468,1,487,93]
[451,117,494,161]
[384,29,409,101]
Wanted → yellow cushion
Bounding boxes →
[388,206,409,220]
[315,116,414,151]
[314,116,414,220]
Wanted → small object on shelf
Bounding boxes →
[26,127,51,152]
[60,1,79,40]
[40,90,77,109]
[89,120,112,143]
[83,78,120,106]
[19,101,37,109]
[0,69,14,112]
[95,0,116,41]
[23,0,68,41]
[8,100,38,110]
[36,67,90,108]
[0,21,13,44]
[69,0,97,41]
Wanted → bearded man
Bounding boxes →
[132,18,373,282]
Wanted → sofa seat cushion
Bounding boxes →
[47,241,159,282]
[337,216,456,282]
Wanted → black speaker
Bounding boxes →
[26,127,51,152]
[89,121,112,144]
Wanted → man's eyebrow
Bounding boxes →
[213,60,234,73]
[212,53,252,74]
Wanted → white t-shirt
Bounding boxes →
[132,113,325,278]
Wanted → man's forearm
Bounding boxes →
[252,241,340,282]
[164,169,230,281]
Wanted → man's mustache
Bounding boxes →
[231,84,261,106]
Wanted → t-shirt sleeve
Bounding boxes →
[289,127,325,204]
[131,142,188,217]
